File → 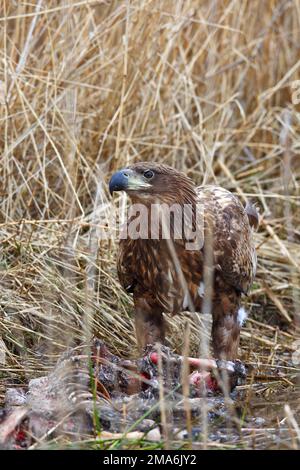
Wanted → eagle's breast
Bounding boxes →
[118,237,204,313]
[117,184,256,313]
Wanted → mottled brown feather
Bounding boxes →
[115,163,257,359]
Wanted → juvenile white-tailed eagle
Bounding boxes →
[109,162,257,361]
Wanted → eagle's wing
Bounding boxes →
[196,185,257,294]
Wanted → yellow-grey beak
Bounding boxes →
[109,169,151,195]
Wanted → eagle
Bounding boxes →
[109,162,258,361]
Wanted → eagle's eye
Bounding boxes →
[143,170,154,179]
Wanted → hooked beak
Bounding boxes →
[109,168,151,195]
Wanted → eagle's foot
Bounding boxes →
[191,360,246,394]
[142,347,246,394]
[212,359,247,391]
[145,346,217,371]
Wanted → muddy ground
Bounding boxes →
[0,339,298,450]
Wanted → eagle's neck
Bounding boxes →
[131,178,197,206]
[128,179,199,242]
[174,183,197,206]
[157,179,197,206]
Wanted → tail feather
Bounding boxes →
[245,202,259,229]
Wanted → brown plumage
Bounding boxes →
[109,162,257,360]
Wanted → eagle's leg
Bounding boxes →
[211,290,242,361]
[211,311,240,360]
[134,296,165,350]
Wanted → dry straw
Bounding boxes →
[0,0,299,449]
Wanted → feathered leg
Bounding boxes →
[211,288,242,360]
[134,296,165,350]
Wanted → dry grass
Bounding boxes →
[0,0,300,449]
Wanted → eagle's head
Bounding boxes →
[109,162,196,204]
